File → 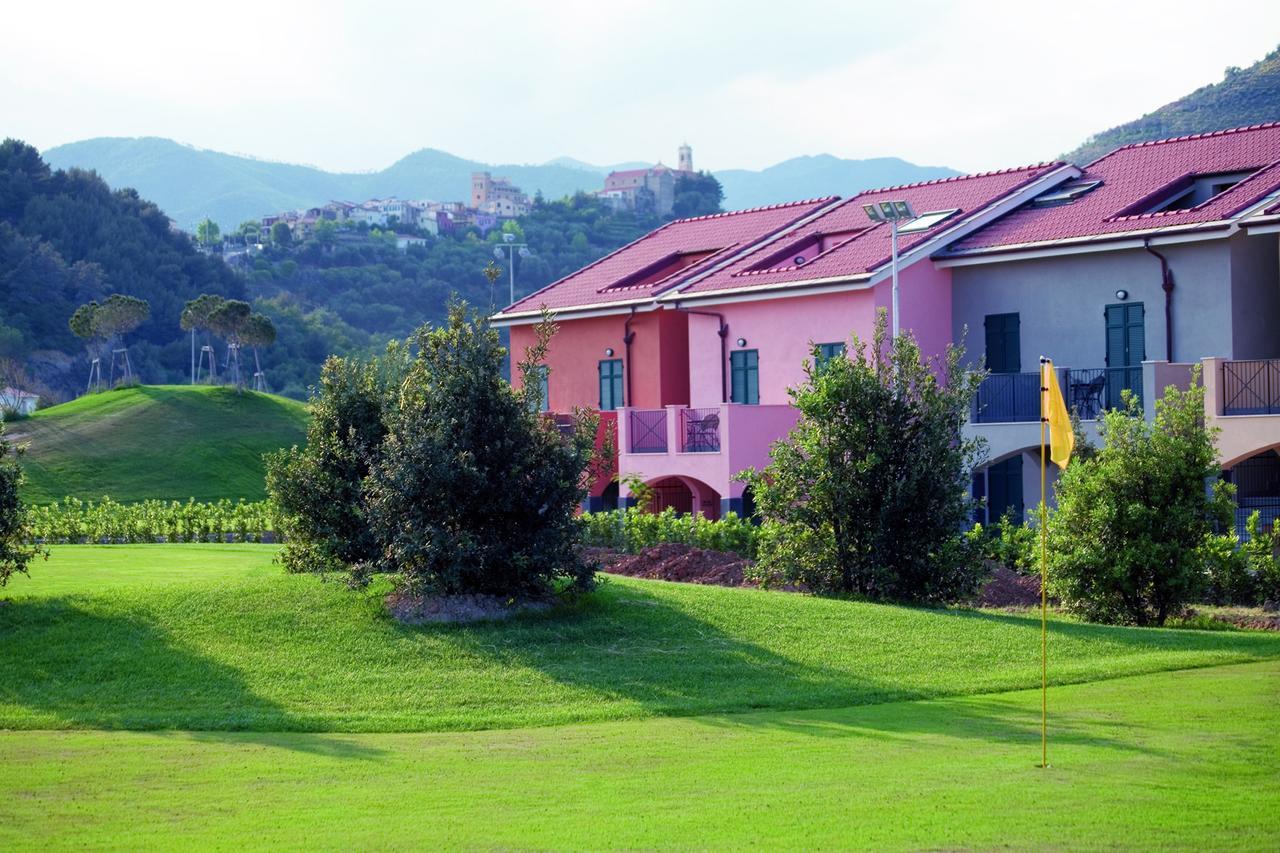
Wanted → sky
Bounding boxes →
[3,0,1279,174]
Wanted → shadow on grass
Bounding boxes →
[0,597,384,759]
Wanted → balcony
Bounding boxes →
[972,367,1143,425]
[1222,358,1280,415]
[618,403,800,499]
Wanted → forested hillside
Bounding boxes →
[0,140,244,400]
[1065,45,1280,164]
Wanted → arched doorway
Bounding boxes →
[644,476,721,519]
[1223,447,1280,537]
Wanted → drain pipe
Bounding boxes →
[622,307,637,406]
[1144,239,1175,361]
[674,303,729,403]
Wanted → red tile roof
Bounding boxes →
[496,198,836,316]
[674,164,1067,296]
[949,123,1280,254]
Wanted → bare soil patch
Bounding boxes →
[585,544,756,587]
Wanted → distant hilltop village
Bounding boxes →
[251,143,698,245]
[597,144,696,217]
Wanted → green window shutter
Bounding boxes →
[731,350,759,404]
[983,313,1020,373]
[1105,303,1144,408]
[598,359,623,410]
[987,455,1024,524]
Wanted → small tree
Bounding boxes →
[195,218,221,248]
[1046,368,1233,626]
[741,310,985,602]
[240,312,276,390]
[1,423,45,587]
[208,299,252,387]
[363,302,597,597]
[181,294,226,383]
[270,221,292,247]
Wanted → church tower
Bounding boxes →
[678,142,693,173]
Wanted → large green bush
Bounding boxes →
[269,302,598,598]
[25,497,275,544]
[740,311,985,603]
[1046,371,1234,625]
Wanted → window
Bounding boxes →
[730,349,759,404]
[897,209,960,233]
[1030,180,1102,207]
[815,342,846,369]
[526,365,549,412]
[983,313,1021,374]
[598,359,624,410]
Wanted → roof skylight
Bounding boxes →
[897,209,959,233]
[1030,180,1103,207]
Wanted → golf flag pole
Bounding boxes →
[1038,357,1074,768]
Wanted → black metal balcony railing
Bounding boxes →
[1064,368,1107,421]
[679,407,721,453]
[972,372,1041,423]
[628,409,667,453]
[1223,358,1280,416]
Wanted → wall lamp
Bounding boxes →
[1115,289,1129,301]
[736,337,748,347]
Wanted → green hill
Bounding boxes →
[1065,45,1280,164]
[8,385,308,504]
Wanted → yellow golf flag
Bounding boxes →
[1042,359,1074,469]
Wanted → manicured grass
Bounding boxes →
[3,545,1279,733]
[11,385,308,503]
[2,661,1277,850]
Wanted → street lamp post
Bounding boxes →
[493,232,532,307]
[862,199,917,340]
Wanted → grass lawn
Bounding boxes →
[2,661,1276,850]
[10,384,308,503]
[3,545,1279,733]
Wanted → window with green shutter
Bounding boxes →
[815,342,846,370]
[598,359,624,410]
[1104,303,1144,410]
[730,349,759,404]
[987,455,1024,524]
[983,313,1021,374]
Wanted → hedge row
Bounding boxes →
[27,498,279,544]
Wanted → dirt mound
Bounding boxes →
[587,544,754,587]
[976,565,1042,608]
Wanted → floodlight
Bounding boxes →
[878,201,897,219]
[493,247,504,259]
[893,200,916,219]
[503,232,515,243]
[863,204,883,222]
[518,247,531,258]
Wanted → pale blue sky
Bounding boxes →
[3,0,1278,173]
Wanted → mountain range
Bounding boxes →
[41,138,959,232]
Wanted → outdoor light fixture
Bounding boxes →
[736,337,747,347]
[1115,289,1129,301]
[492,235,532,306]
[605,347,614,357]
[863,198,918,340]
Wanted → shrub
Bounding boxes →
[971,513,1039,575]
[1244,512,1280,605]
[1046,369,1233,626]
[363,303,596,597]
[1,423,44,585]
[266,348,406,581]
[271,302,599,599]
[740,310,986,603]
[1200,531,1254,606]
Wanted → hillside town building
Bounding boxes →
[598,144,696,216]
